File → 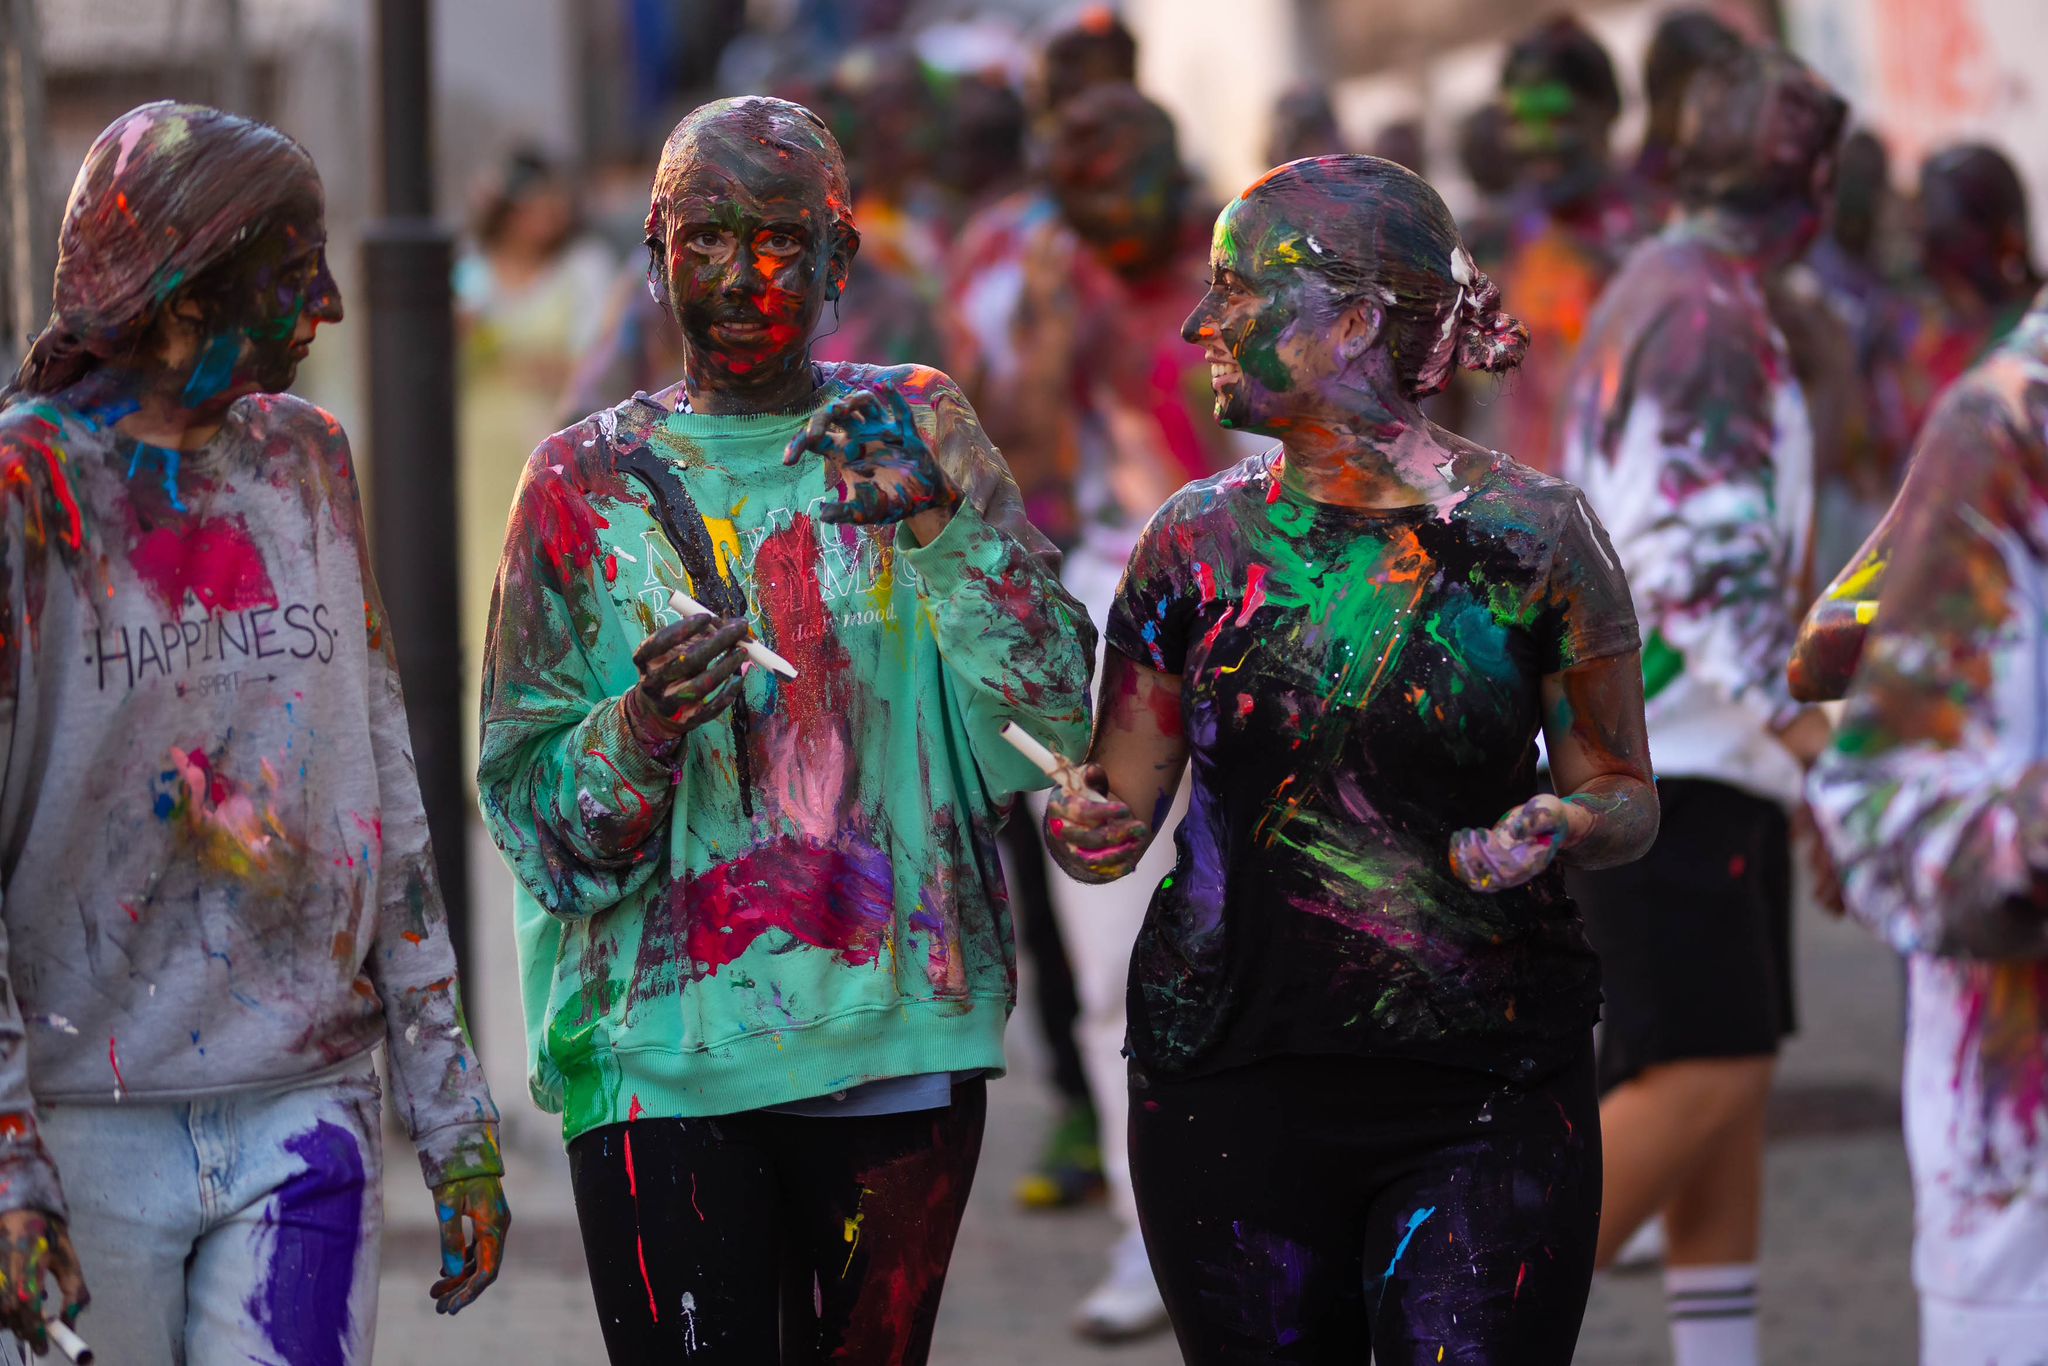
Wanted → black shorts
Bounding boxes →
[1566,776,1795,1093]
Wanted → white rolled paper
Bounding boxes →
[49,1318,93,1364]
[1000,722,1085,795]
[668,589,798,679]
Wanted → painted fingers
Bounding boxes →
[1449,795,1571,893]
[429,1176,510,1315]
[0,1211,87,1356]
[628,614,749,741]
[1044,764,1152,883]
[781,386,958,526]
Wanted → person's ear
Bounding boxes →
[826,227,860,302]
[1334,298,1385,363]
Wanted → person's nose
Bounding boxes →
[309,254,344,324]
[1181,297,1218,346]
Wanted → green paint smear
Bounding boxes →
[1641,630,1685,700]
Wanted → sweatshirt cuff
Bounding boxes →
[897,501,1007,597]
[414,1121,505,1188]
[602,691,688,783]
[0,1117,68,1221]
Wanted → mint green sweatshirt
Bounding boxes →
[478,363,1095,1139]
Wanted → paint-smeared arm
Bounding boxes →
[0,469,63,1223]
[322,417,503,1189]
[1045,648,1188,883]
[1810,377,2048,956]
[1789,475,1905,702]
[892,373,1098,802]
[1453,491,1657,890]
[477,451,678,920]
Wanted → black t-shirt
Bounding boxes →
[1108,449,1640,1083]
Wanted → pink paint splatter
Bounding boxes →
[129,514,277,614]
[1514,1261,1529,1301]
[1234,564,1270,627]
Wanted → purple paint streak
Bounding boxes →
[247,1119,365,1366]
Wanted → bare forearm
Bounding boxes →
[1558,774,1659,869]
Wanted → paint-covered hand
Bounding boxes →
[1044,766,1152,884]
[782,387,960,531]
[429,1176,509,1315]
[0,1210,87,1355]
[1449,794,1575,893]
[625,613,750,746]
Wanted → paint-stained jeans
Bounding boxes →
[567,1079,986,1365]
[1130,1046,1601,1366]
[26,1063,383,1366]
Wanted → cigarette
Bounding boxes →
[1000,722,1085,795]
[47,1319,91,1365]
[668,590,798,679]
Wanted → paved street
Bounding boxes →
[371,832,1916,1364]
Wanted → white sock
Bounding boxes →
[1664,1262,1759,1366]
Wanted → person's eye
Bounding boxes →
[762,233,803,255]
[687,230,725,252]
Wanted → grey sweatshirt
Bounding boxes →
[0,390,500,1217]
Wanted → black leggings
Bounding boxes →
[567,1080,986,1365]
[1130,1047,1600,1366]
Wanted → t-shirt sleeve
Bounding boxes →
[1538,488,1641,673]
[1105,501,1194,674]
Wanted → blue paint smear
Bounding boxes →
[180,330,243,406]
[126,443,187,512]
[245,1120,365,1366]
[1376,1205,1437,1308]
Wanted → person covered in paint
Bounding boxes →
[1628,7,1746,209]
[1554,46,1846,1366]
[477,96,1094,1365]
[1453,15,1657,475]
[1042,153,1658,1364]
[0,103,508,1361]
[1891,143,2042,449]
[1800,289,2048,1366]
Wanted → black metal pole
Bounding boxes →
[362,0,471,986]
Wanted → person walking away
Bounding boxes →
[1555,47,1847,1366]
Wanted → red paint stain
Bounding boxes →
[108,1036,128,1099]
[636,836,894,984]
[586,747,652,824]
[622,1127,658,1323]
[1234,564,1270,626]
[690,1172,705,1222]
[752,515,854,731]
[525,467,612,583]
[1729,854,1747,879]
[129,514,277,614]
[1514,1261,1529,1301]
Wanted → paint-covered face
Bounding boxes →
[655,146,849,396]
[1501,77,1611,201]
[172,192,342,406]
[1180,195,1349,434]
[1048,115,1184,275]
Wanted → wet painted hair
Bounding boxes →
[10,101,320,398]
[1239,155,1529,399]
[1919,142,2038,298]
[643,96,858,304]
[1675,46,1847,213]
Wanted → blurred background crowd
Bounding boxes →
[4,0,2046,1360]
